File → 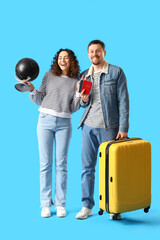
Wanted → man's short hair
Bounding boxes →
[88,40,105,51]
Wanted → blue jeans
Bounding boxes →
[81,124,118,209]
[37,113,72,207]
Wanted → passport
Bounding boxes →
[79,80,92,95]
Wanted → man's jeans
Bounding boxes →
[37,113,72,207]
[81,124,118,209]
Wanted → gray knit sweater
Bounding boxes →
[84,71,105,128]
[29,71,80,118]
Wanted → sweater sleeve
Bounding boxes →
[69,80,81,113]
[29,72,48,106]
[69,91,81,113]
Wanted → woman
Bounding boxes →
[25,49,81,218]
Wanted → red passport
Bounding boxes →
[79,80,92,95]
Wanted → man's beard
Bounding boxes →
[91,57,101,65]
[92,61,101,65]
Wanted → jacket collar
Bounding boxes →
[86,60,109,77]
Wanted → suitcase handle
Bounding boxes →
[115,137,129,141]
[115,137,142,142]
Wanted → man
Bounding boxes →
[76,40,129,220]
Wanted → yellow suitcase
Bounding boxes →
[98,138,151,217]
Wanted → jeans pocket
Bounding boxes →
[39,112,48,118]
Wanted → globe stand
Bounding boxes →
[15,75,31,92]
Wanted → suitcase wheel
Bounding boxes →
[98,209,103,215]
[144,206,150,213]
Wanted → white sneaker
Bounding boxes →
[110,213,121,220]
[76,207,93,220]
[56,206,66,217]
[41,207,51,218]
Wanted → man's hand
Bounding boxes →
[81,89,89,103]
[116,132,128,140]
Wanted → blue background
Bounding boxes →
[1,0,160,239]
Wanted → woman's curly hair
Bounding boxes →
[50,49,80,79]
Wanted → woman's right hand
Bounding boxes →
[22,80,35,92]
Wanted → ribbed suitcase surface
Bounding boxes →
[99,138,151,215]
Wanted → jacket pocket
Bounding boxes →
[104,80,116,95]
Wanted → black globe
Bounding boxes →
[15,58,39,81]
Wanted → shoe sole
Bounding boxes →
[110,215,121,220]
[57,214,66,218]
[41,214,51,218]
[41,212,51,218]
[76,212,93,220]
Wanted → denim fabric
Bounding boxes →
[78,64,129,132]
[37,113,72,207]
[81,124,118,209]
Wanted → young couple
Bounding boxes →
[26,40,129,220]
